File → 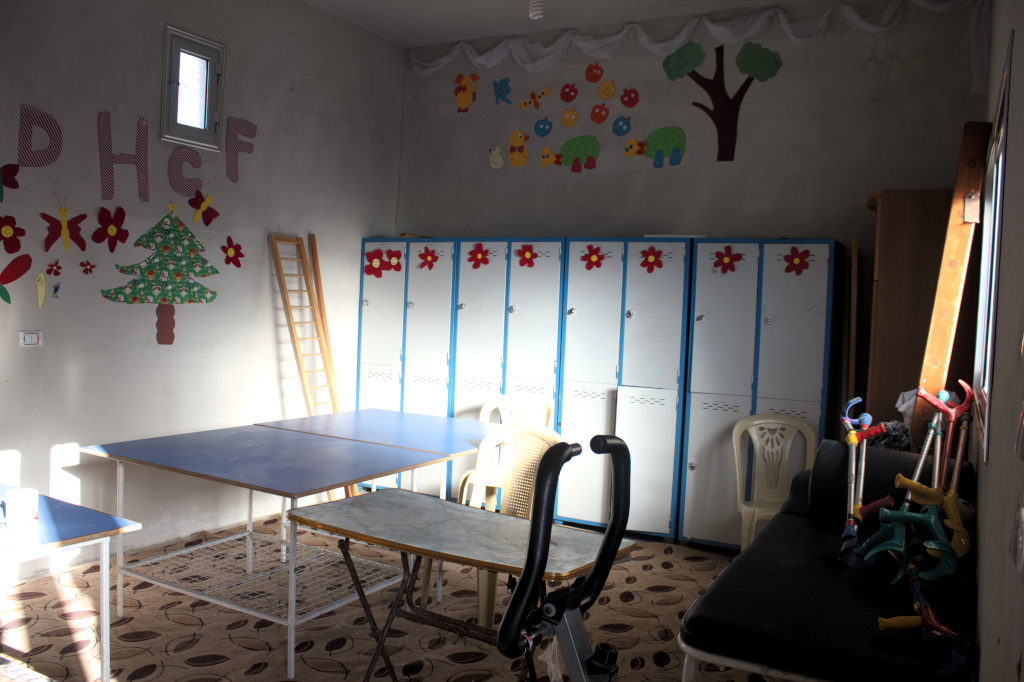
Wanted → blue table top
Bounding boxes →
[0,487,139,553]
[81,424,459,498]
[257,409,494,455]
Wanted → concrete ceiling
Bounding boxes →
[300,0,805,49]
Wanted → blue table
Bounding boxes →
[81,410,494,679]
[1,487,139,682]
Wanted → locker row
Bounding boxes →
[356,237,835,546]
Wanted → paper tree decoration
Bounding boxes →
[101,210,218,344]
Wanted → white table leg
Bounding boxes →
[115,461,124,618]
[287,498,297,679]
[100,536,110,682]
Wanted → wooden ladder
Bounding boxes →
[269,234,339,417]
[912,121,990,437]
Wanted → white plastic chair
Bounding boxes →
[732,414,817,550]
[460,424,563,626]
[478,394,554,428]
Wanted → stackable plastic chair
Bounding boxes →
[732,414,817,549]
[462,425,563,626]
[478,394,554,428]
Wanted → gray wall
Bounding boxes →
[0,0,403,549]
[979,0,1024,678]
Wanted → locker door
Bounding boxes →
[757,242,831,403]
[452,241,509,421]
[555,381,617,525]
[562,241,625,385]
[680,392,751,545]
[358,241,406,409]
[403,241,455,417]
[688,242,759,396]
[505,240,562,403]
[621,240,687,389]
[401,241,456,496]
[614,386,679,536]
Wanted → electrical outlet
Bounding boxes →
[18,330,42,347]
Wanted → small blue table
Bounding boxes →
[1,487,140,682]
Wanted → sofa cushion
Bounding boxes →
[680,510,976,680]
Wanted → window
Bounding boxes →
[161,26,225,151]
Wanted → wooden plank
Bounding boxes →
[912,122,990,436]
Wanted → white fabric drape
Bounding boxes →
[407,0,988,93]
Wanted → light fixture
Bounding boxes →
[529,0,543,20]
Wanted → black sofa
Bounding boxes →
[678,439,977,681]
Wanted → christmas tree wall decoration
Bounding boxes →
[101,208,218,344]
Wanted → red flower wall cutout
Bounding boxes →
[0,253,31,304]
[93,206,129,253]
[714,245,743,274]
[0,215,26,254]
[468,243,490,269]
[418,246,438,270]
[582,245,604,270]
[222,237,244,268]
[188,190,219,226]
[364,248,402,278]
[517,244,537,268]
[0,164,19,201]
[81,260,95,274]
[46,260,61,276]
[640,246,663,273]
[783,246,811,276]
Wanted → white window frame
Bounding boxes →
[160,25,225,152]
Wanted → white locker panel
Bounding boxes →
[621,241,687,389]
[757,242,830,403]
[453,241,508,420]
[403,241,455,419]
[680,392,751,545]
[506,241,562,384]
[614,386,679,535]
[688,242,759,396]
[357,363,402,410]
[359,241,407,368]
[753,397,822,487]
[562,241,624,385]
[555,381,617,524]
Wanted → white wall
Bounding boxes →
[397,2,984,249]
[0,0,404,550]
[978,1,1024,678]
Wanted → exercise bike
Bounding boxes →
[497,435,631,682]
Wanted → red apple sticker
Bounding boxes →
[620,88,639,108]
[590,103,610,124]
[585,62,604,83]
[560,83,578,102]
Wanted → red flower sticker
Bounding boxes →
[0,253,31,304]
[46,260,61,276]
[418,246,438,270]
[640,247,663,273]
[582,245,604,270]
[0,215,25,253]
[468,243,490,269]
[385,249,402,272]
[188,189,219,226]
[80,260,95,274]
[713,245,743,274]
[93,206,129,253]
[0,163,19,201]
[221,236,244,268]
[783,246,811,276]
[517,244,537,268]
[364,248,385,278]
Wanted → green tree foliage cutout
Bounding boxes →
[663,42,782,161]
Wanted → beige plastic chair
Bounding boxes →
[460,424,563,626]
[732,414,817,550]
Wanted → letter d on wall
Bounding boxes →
[18,104,63,167]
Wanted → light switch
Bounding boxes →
[18,330,42,347]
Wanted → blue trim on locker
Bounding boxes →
[500,241,512,393]
[820,240,836,439]
[615,244,627,386]
[399,241,411,413]
[554,239,570,434]
[355,240,369,410]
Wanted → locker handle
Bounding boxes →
[567,307,576,315]
[458,303,466,310]
[407,301,414,309]
[763,317,772,326]
[508,305,517,313]
[625,310,634,319]
[688,462,696,471]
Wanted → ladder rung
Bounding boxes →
[282,272,304,276]
[279,257,301,262]
[297,336,318,342]
[292,305,313,310]
[301,352,323,358]
[310,385,330,391]
[285,288,309,294]
[292,320,314,325]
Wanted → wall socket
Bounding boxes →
[18,330,42,347]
